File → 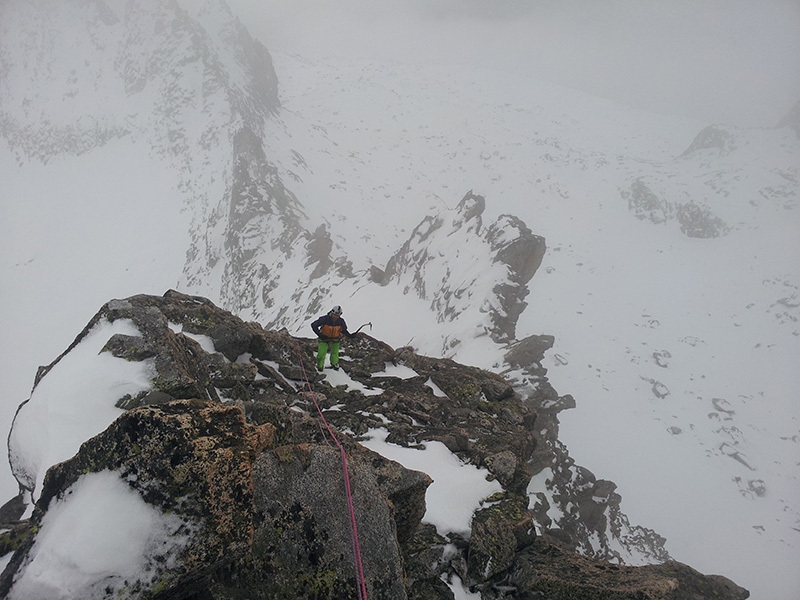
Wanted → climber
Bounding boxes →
[311,305,356,371]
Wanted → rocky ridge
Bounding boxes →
[0,291,749,599]
[371,191,546,347]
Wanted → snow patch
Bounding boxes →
[425,378,448,398]
[8,319,155,500]
[380,362,420,379]
[321,367,384,396]
[168,322,218,355]
[8,470,193,600]
[361,428,502,537]
[527,467,564,530]
[444,573,482,600]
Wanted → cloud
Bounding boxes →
[227,0,800,126]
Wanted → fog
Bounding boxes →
[227,0,800,128]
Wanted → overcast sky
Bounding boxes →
[226,0,800,127]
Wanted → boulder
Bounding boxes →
[250,443,407,599]
[467,493,536,582]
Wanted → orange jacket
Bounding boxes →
[311,313,352,341]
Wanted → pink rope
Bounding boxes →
[296,342,368,600]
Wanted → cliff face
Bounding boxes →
[0,291,748,599]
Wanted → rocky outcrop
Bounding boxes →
[2,398,427,599]
[382,191,546,344]
[0,291,749,599]
[217,125,308,316]
[205,181,547,360]
[250,441,414,599]
[624,179,671,225]
[621,178,729,238]
[676,200,730,238]
[4,400,261,598]
[503,334,668,566]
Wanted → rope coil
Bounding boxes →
[296,342,368,600]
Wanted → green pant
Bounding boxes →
[317,339,340,369]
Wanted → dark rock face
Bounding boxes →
[486,214,546,342]
[509,332,669,567]
[0,291,749,599]
[251,444,407,599]
[217,124,309,317]
[504,334,555,369]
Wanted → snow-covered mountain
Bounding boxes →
[249,54,800,598]
[1,0,798,598]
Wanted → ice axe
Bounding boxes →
[354,322,372,334]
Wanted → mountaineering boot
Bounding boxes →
[331,365,340,371]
